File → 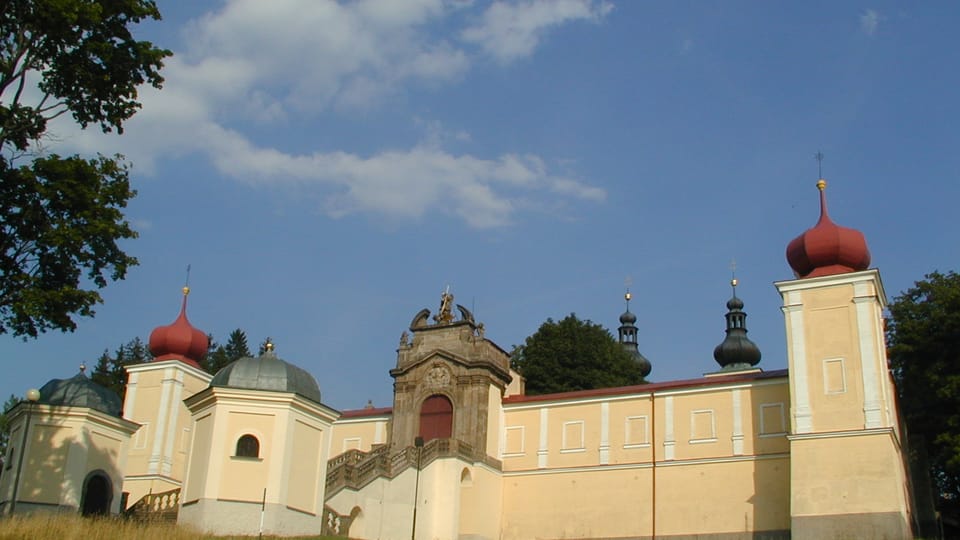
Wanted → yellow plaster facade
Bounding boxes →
[3,222,917,539]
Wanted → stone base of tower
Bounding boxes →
[789,431,913,540]
[791,512,911,540]
[178,498,322,537]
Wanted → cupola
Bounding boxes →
[618,290,651,378]
[210,340,322,403]
[37,364,123,417]
[148,286,208,368]
[786,179,870,279]
[713,277,761,371]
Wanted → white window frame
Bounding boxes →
[560,420,586,453]
[623,415,650,448]
[689,409,717,444]
[759,402,787,437]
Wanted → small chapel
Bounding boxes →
[0,180,919,540]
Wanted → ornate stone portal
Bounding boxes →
[389,288,512,456]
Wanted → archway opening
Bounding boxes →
[81,472,112,516]
[418,394,453,442]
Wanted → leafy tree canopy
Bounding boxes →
[0,0,171,337]
[887,270,960,512]
[511,313,646,395]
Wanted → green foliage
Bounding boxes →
[204,328,252,375]
[511,313,646,395]
[0,0,171,338]
[0,155,138,336]
[887,270,960,510]
[91,336,151,399]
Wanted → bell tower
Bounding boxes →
[777,179,912,539]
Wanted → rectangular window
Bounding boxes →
[624,415,650,447]
[690,409,717,443]
[759,403,787,436]
[503,426,525,457]
[823,357,847,394]
[561,420,585,453]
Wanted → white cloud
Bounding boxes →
[462,0,613,63]
[44,0,608,229]
[860,9,880,36]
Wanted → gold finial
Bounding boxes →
[182,286,190,295]
[731,277,738,287]
[816,178,827,191]
[79,362,86,374]
[625,291,632,302]
[265,338,274,352]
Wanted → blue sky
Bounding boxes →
[2,1,958,411]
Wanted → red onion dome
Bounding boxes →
[786,180,870,279]
[148,287,208,368]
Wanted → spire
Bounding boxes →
[713,275,761,371]
[618,288,651,378]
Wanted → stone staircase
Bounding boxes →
[325,438,499,498]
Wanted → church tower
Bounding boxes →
[776,180,912,539]
[121,286,212,509]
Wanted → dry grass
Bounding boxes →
[0,513,340,540]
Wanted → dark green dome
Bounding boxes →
[210,348,321,403]
[38,372,123,417]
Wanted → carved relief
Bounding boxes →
[425,364,452,388]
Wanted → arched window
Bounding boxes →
[418,394,453,442]
[235,434,260,458]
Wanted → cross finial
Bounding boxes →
[814,151,824,179]
[729,258,738,289]
[183,264,192,296]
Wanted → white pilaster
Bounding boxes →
[853,281,884,429]
[731,389,744,455]
[599,402,610,465]
[663,396,675,461]
[537,408,548,468]
[782,290,813,434]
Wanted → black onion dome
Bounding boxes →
[38,372,123,417]
[619,310,637,325]
[633,350,652,378]
[211,347,321,403]
[713,285,761,371]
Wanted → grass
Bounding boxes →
[0,513,342,540]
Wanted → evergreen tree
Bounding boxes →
[511,314,647,395]
[204,329,253,374]
[90,337,152,399]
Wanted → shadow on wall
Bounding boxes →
[13,408,124,515]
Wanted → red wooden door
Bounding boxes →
[418,395,453,442]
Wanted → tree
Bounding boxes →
[91,336,151,399]
[511,313,646,395]
[887,271,960,516]
[0,0,171,337]
[204,328,252,375]
[0,393,20,479]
